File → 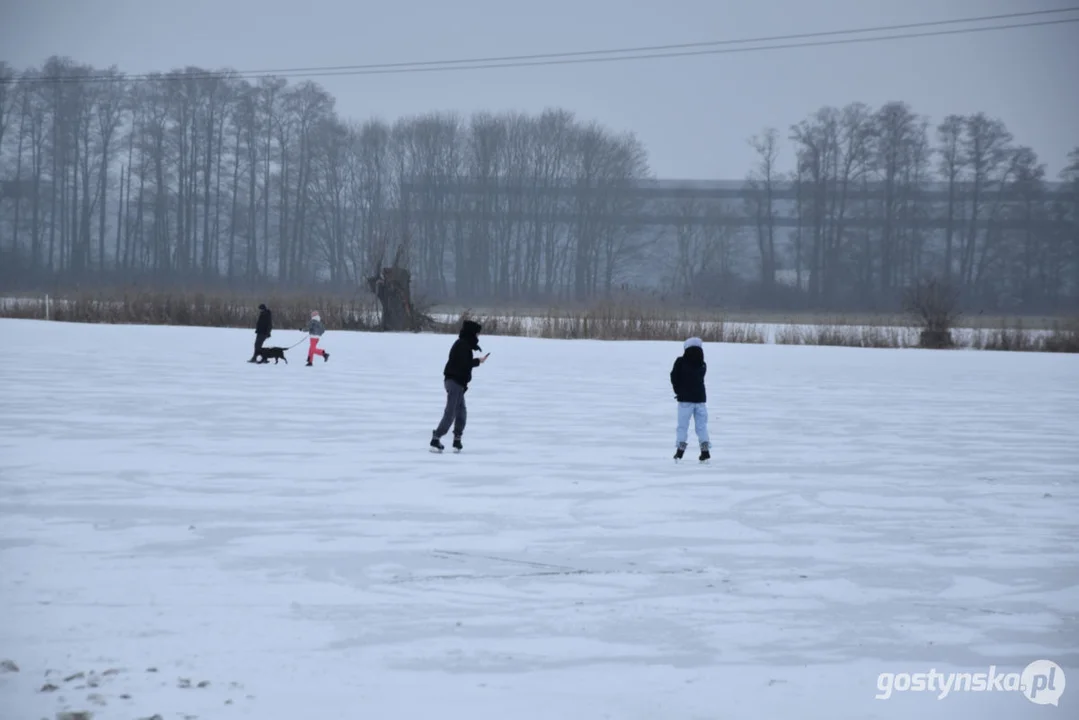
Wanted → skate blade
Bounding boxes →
[429,447,443,454]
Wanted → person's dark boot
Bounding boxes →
[674,442,686,462]
[699,443,711,463]
[430,435,444,453]
[306,359,313,367]
[452,435,463,453]
[323,352,330,362]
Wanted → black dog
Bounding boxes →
[256,346,288,364]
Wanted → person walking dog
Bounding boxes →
[248,303,272,363]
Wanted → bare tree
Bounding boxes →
[935,114,964,282]
[93,69,125,272]
[0,62,16,155]
[958,112,1013,290]
[745,127,781,297]
[668,198,740,303]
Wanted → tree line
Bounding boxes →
[0,56,1076,313]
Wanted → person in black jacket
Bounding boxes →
[670,336,710,462]
[249,303,273,363]
[431,320,489,453]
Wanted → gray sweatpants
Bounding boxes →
[433,379,467,438]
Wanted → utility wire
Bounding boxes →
[285,18,1079,79]
[7,7,1079,85]
[74,6,1079,80]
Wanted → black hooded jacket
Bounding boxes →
[255,304,272,337]
[670,344,707,403]
[444,320,483,389]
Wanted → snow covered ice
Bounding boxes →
[1,318,1076,720]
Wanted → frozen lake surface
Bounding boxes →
[1,319,1076,719]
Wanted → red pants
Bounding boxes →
[308,337,326,362]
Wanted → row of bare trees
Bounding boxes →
[0,57,651,303]
[0,57,1076,312]
[741,103,1078,311]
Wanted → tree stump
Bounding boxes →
[918,329,954,349]
[367,265,431,332]
[904,278,962,350]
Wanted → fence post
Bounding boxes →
[45,294,50,321]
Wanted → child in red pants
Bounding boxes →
[305,311,330,366]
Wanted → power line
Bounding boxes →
[172,18,1079,82]
[8,8,1079,85]
[288,18,1079,79]
[81,6,1079,80]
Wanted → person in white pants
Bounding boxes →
[670,336,710,462]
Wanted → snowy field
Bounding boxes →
[1,318,1077,720]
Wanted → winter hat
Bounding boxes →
[311,310,320,319]
[683,336,703,350]
[460,320,482,351]
[258,303,267,311]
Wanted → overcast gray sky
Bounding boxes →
[2,0,1077,178]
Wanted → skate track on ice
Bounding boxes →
[1,318,1076,720]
